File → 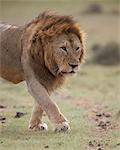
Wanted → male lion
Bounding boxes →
[0,12,84,132]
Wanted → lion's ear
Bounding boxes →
[79,47,84,63]
[79,31,86,64]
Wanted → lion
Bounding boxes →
[0,11,84,132]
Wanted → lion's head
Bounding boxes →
[44,32,84,77]
[23,11,85,78]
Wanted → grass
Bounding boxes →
[0,0,120,149]
[0,103,89,150]
[0,65,120,150]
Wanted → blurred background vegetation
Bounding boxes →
[0,0,120,64]
[0,0,120,150]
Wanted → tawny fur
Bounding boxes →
[0,11,84,92]
[22,11,84,92]
[0,12,85,131]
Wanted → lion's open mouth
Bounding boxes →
[61,70,76,74]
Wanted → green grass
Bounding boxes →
[0,0,120,149]
[0,103,89,150]
[0,65,120,150]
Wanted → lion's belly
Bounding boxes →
[0,24,24,84]
[0,67,24,84]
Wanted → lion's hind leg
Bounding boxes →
[29,101,48,131]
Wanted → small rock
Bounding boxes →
[87,140,104,150]
[98,121,107,129]
[58,142,62,146]
[0,141,3,144]
[0,116,6,121]
[89,141,94,147]
[103,112,111,118]
[14,112,27,118]
[96,113,102,117]
[44,145,49,148]
[0,105,6,109]
[97,148,103,150]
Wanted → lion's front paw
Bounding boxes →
[28,123,48,131]
[54,122,70,132]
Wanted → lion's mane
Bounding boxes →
[22,11,85,92]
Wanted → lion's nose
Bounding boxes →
[68,63,78,69]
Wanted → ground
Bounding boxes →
[0,65,120,150]
[0,0,120,150]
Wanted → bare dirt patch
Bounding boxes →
[87,140,104,150]
[61,94,119,149]
[56,91,119,133]
[88,105,116,132]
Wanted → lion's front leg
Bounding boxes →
[28,101,48,131]
[27,78,70,132]
[21,56,70,132]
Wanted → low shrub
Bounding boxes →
[91,42,120,65]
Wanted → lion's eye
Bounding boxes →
[60,46,67,52]
[76,47,80,51]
